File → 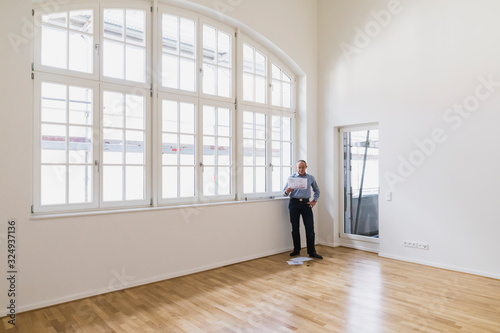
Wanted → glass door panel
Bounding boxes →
[343,129,379,239]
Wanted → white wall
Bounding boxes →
[0,0,318,315]
[317,0,500,278]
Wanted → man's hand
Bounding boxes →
[308,200,317,208]
[285,188,293,195]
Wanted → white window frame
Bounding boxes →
[33,3,101,81]
[157,92,199,205]
[237,34,296,200]
[99,2,152,88]
[270,56,296,112]
[238,34,269,107]
[32,1,298,214]
[238,105,268,199]
[199,16,236,104]
[157,5,199,97]
[33,72,100,213]
[99,82,152,209]
[199,100,236,202]
[269,110,295,196]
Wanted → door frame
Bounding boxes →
[338,123,379,253]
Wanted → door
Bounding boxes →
[340,125,379,251]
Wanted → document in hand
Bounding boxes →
[287,177,307,189]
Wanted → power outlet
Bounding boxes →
[403,240,417,248]
[418,242,429,250]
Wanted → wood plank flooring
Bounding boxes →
[2,246,500,332]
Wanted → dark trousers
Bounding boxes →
[289,199,316,255]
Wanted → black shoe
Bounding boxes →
[290,251,300,256]
[309,253,323,259]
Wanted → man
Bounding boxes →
[283,160,322,259]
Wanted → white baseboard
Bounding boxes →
[317,241,338,247]
[379,252,500,280]
[12,247,293,315]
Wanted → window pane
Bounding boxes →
[41,25,67,69]
[162,53,178,88]
[272,115,281,140]
[255,51,266,76]
[103,91,124,128]
[272,141,280,165]
[218,166,231,195]
[162,100,178,132]
[125,130,144,164]
[272,63,280,79]
[180,102,195,134]
[203,25,216,63]
[283,117,291,141]
[103,129,123,164]
[203,106,216,136]
[283,82,291,108]
[202,63,216,95]
[69,32,93,73]
[243,73,254,102]
[180,18,195,58]
[162,133,178,165]
[42,82,67,124]
[41,165,66,205]
[203,136,215,165]
[162,166,177,198]
[218,31,231,67]
[103,166,123,201]
[126,166,144,200]
[203,166,215,196]
[218,108,230,136]
[162,14,178,54]
[126,95,145,130]
[256,140,266,166]
[70,10,93,33]
[42,124,67,164]
[69,165,92,203]
[256,167,266,192]
[243,44,254,72]
[103,9,124,41]
[180,167,195,197]
[272,167,281,192]
[283,142,291,166]
[243,167,253,193]
[180,134,195,165]
[126,10,145,46]
[243,139,254,165]
[255,76,266,104]
[42,12,67,28]
[69,86,92,125]
[218,67,231,97]
[272,80,281,106]
[126,44,146,82]
[218,138,230,165]
[69,126,92,164]
[103,39,125,79]
[243,112,254,139]
[179,58,196,91]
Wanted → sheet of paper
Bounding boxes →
[287,177,307,189]
[291,257,313,263]
[287,260,303,265]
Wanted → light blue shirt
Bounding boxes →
[283,173,320,201]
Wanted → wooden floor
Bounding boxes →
[3,246,500,332]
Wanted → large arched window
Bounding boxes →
[32,1,295,213]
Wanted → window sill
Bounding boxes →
[30,197,288,220]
